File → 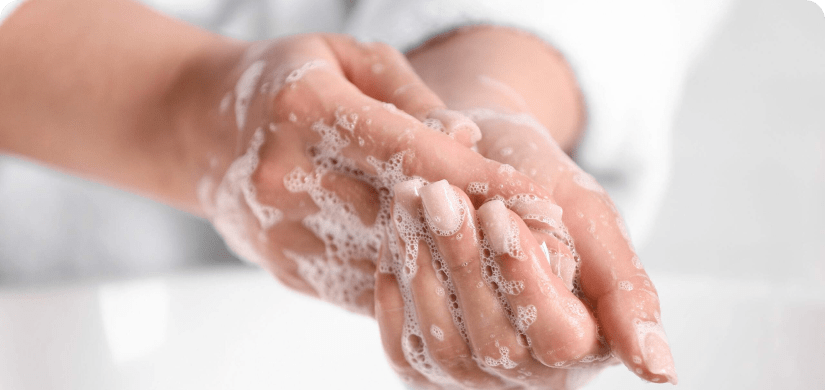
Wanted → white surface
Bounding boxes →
[1,268,822,389]
[0,268,403,390]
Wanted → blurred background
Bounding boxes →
[0,0,822,388]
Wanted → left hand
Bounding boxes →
[375,111,678,389]
[391,26,679,388]
[469,107,678,385]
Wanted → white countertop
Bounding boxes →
[1,267,822,390]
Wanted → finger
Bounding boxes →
[322,34,438,119]
[419,180,567,386]
[322,34,481,147]
[393,180,505,389]
[422,108,482,148]
[555,171,678,384]
[375,271,437,389]
[508,196,577,291]
[271,64,553,214]
[477,199,603,367]
[280,89,549,208]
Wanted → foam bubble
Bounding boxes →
[466,182,489,195]
[498,164,516,176]
[632,255,644,269]
[574,172,605,193]
[516,305,537,334]
[484,341,518,369]
[423,118,444,132]
[284,60,327,84]
[430,325,444,341]
[208,128,282,265]
[618,281,634,291]
[235,61,266,131]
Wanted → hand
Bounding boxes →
[470,107,678,386]
[402,26,678,387]
[188,34,556,315]
[376,115,676,389]
[378,179,608,389]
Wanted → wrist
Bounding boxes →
[166,38,251,216]
[407,25,585,153]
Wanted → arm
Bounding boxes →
[0,0,238,215]
[1,0,563,322]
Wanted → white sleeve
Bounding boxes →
[345,0,734,247]
[0,0,27,25]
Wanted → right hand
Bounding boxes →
[378,179,612,389]
[374,110,678,389]
[191,34,555,315]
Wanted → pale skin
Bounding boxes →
[0,1,676,389]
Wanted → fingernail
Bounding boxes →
[478,200,525,260]
[643,332,679,385]
[419,180,464,236]
[426,109,482,144]
[393,179,424,217]
[509,197,564,230]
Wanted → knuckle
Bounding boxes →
[272,81,308,114]
[505,344,531,363]
[428,342,468,368]
[474,340,527,371]
[535,336,594,367]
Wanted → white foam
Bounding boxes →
[234,61,266,131]
[284,60,327,84]
[515,304,537,334]
[466,182,489,195]
[207,128,282,266]
[422,118,444,132]
[574,172,605,193]
[484,341,518,369]
[497,164,516,176]
[286,250,374,314]
[430,325,444,341]
[632,255,644,269]
[334,108,358,134]
[204,89,627,381]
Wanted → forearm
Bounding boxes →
[0,0,238,213]
[407,26,585,153]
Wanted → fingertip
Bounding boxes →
[477,200,526,261]
[424,109,482,147]
[597,290,678,385]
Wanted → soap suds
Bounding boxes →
[202,60,625,384]
[235,61,266,131]
[284,60,327,84]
